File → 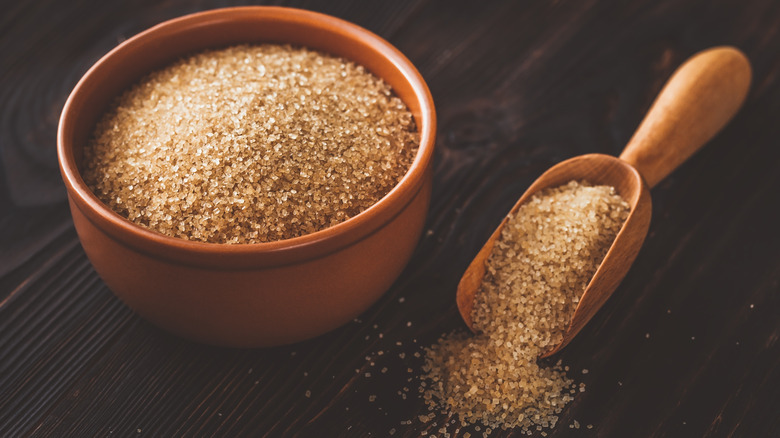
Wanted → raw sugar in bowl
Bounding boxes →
[57,7,436,347]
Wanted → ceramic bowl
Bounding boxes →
[57,6,436,347]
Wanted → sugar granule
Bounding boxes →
[83,44,418,244]
[422,181,629,434]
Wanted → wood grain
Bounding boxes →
[2,0,780,437]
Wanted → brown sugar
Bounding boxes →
[83,44,419,244]
[422,181,629,434]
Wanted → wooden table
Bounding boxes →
[2,1,779,436]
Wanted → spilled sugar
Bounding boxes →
[83,44,418,244]
[422,181,629,434]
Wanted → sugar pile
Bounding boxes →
[422,181,629,434]
[83,44,418,244]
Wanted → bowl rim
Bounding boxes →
[57,6,436,268]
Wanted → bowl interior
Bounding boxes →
[58,7,435,266]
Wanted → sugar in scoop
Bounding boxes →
[422,181,628,433]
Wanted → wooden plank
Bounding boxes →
[1,0,779,436]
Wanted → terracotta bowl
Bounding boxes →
[57,7,436,347]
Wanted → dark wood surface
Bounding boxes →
[2,1,779,436]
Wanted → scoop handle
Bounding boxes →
[619,46,751,188]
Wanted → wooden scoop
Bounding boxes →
[456,46,751,358]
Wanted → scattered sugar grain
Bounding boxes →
[421,181,629,434]
[83,44,418,244]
